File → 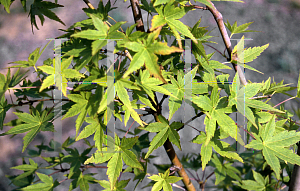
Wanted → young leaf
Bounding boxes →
[148,168,183,191]
[38,56,85,97]
[8,41,52,69]
[150,0,198,49]
[122,26,183,84]
[224,20,259,38]
[162,66,204,120]
[229,73,284,129]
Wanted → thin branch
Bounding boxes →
[249,95,272,99]
[124,121,135,138]
[177,112,205,132]
[184,4,208,10]
[206,1,247,86]
[273,96,296,108]
[203,44,226,58]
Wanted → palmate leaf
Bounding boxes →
[62,89,102,136]
[62,147,92,179]
[122,26,183,84]
[225,20,259,38]
[192,130,243,170]
[38,56,85,97]
[68,172,96,191]
[150,0,197,49]
[71,14,126,56]
[133,69,179,106]
[229,73,284,129]
[8,41,51,69]
[245,115,300,179]
[233,41,269,64]
[21,172,59,191]
[138,115,183,159]
[231,36,266,74]
[0,106,54,152]
[192,89,239,143]
[96,179,130,191]
[28,0,65,33]
[162,65,208,120]
[148,169,183,191]
[209,153,241,185]
[10,158,38,184]
[233,170,270,191]
[76,116,105,152]
[84,134,143,189]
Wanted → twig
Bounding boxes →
[124,121,135,138]
[249,95,272,99]
[177,112,205,131]
[184,4,208,10]
[203,44,226,58]
[273,96,295,108]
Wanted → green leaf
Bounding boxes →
[8,41,51,68]
[225,20,259,38]
[21,172,59,191]
[246,115,300,179]
[38,56,85,97]
[236,43,269,64]
[62,91,101,136]
[234,170,266,191]
[1,109,54,152]
[162,66,200,120]
[0,0,11,13]
[115,77,144,127]
[28,0,65,33]
[148,169,183,191]
[229,73,284,129]
[0,96,11,130]
[151,0,198,49]
[122,26,183,84]
[142,115,183,158]
[209,154,241,185]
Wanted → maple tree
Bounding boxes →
[0,0,300,190]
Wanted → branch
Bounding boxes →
[83,0,95,9]
[206,1,247,86]
[129,0,145,32]
[126,1,196,190]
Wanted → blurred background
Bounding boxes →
[0,0,300,190]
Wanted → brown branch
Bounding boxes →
[83,0,95,9]
[127,1,195,190]
[206,1,247,86]
[129,0,145,32]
